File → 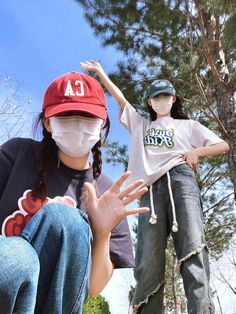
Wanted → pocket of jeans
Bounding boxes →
[173,164,196,178]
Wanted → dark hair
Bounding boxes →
[147,95,189,121]
[31,112,110,200]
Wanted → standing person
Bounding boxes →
[81,60,230,314]
[0,72,149,314]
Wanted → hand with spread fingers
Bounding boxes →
[84,171,149,238]
[80,60,103,73]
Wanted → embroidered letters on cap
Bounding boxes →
[42,72,107,119]
[64,80,85,96]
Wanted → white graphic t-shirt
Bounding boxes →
[119,102,224,188]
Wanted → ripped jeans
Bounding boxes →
[0,203,91,314]
[134,164,215,314]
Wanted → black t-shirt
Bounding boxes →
[0,138,135,268]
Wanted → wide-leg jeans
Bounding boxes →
[134,164,215,314]
[0,203,91,314]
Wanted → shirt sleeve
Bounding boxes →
[96,173,135,268]
[0,138,21,199]
[119,101,145,134]
[109,218,135,268]
[190,121,224,148]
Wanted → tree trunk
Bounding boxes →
[215,87,236,199]
[200,7,236,197]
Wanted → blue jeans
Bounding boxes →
[134,164,215,314]
[0,203,91,314]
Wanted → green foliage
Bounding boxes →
[77,0,236,100]
[104,140,128,171]
[78,0,236,308]
[77,0,236,260]
[164,238,187,313]
[83,295,111,314]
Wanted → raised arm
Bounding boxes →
[80,60,127,110]
[83,171,149,295]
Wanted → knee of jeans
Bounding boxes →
[41,203,89,237]
[0,237,40,283]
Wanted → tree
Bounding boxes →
[77,0,236,249]
[77,0,236,310]
[76,0,236,197]
[212,237,236,296]
[83,295,111,314]
[0,73,32,144]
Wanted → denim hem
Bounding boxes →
[177,234,206,261]
[179,243,206,264]
[133,280,165,314]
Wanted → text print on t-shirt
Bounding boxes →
[143,128,175,148]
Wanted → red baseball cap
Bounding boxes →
[42,72,107,119]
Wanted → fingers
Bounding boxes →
[109,171,131,194]
[80,60,100,70]
[83,182,98,206]
[122,187,148,205]
[118,179,144,199]
[124,207,149,216]
[80,61,91,70]
[182,153,198,170]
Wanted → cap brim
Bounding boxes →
[44,102,107,120]
[149,88,175,98]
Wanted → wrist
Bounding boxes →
[193,147,204,158]
[92,230,111,243]
[96,68,105,77]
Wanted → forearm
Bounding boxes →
[194,141,229,158]
[96,68,127,110]
[89,234,113,295]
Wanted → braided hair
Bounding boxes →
[92,117,110,181]
[31,112,110,200]
[147,95,189,121]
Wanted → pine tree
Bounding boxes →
[77,0,236,310]
[77,0,236,197]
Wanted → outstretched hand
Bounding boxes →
[80,60,104,73]
[83,172,149,239]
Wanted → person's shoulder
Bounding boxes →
[2,137,38,145]
[186,119,205,129]
[1,137,40,155]
[172,118,195,128]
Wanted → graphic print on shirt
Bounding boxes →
[143,127,175,148]
[2,190,77,236]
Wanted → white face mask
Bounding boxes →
[150,95,173,115]
[49,116,103,157]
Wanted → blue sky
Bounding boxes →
[1,1,235,313]
[0,0,128,179]
[0,0,116,96]
[0,1,133,313]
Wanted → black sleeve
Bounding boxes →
[109,218,135,268]
[0,138,21,199]
[96,173,135,268]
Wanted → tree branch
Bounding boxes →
[203,192,234,214]
[194,0,222,84]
